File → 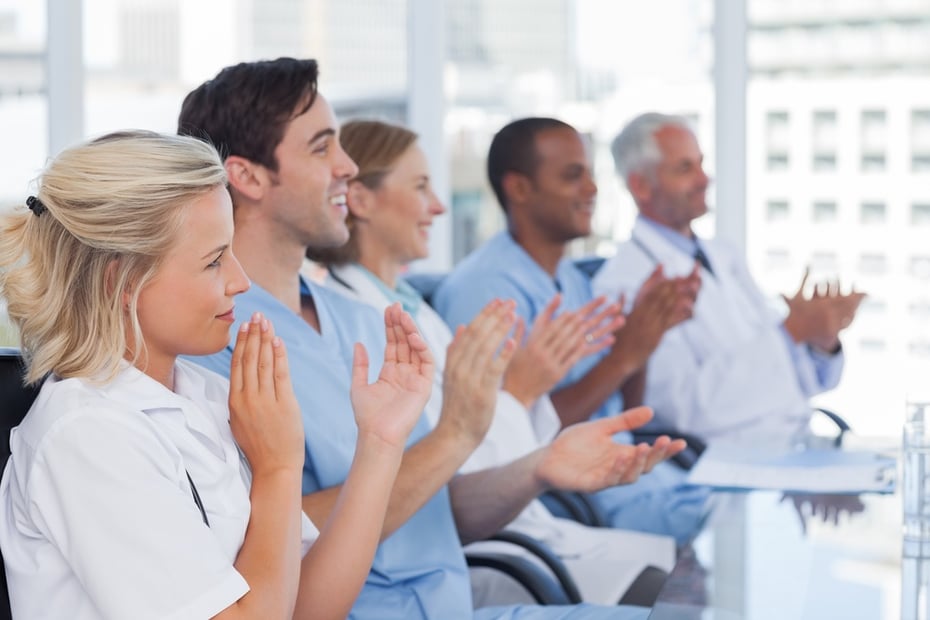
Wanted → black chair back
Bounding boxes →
[0,347,41,620]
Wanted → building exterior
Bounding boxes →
[744,0,930,429]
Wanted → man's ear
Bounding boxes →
[346,182,374,221]
[627,171,653,205]
[225,155,267,202]
[501,171,532,207]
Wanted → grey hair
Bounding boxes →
[610,112,692,187]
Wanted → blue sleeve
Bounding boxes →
[778,324,845,395]
[434,272,536,330]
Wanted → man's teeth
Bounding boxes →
[331,195,347,206]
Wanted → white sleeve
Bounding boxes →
[300,510,320,556]
[458,390,544,474]
[642,254,816,439]
[28,407,249,620]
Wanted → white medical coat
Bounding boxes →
[592,216,844,443]
[0,359,317,620]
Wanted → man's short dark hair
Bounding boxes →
[486,117,574,212]
[177,57,319,171]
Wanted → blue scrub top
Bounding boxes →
[190,278,473,619]
[433,231,622,422]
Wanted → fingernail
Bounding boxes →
[240,322,250,332]
[252,312,262,323]
[261,318,269,332]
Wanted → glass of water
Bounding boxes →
[903,401,930,620]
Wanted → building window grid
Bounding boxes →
[766,110,790,170]
[812,200,838,223]
[860,108,887,172]
[860,201,887,224]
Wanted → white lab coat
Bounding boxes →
[323,263,675,606]
[592,217,844,444]
[0,360,318,620]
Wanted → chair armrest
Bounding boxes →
[632,429,706,470]
[539,490,608,527]
[465,551,574,605]
[812,406,851,447]
[487,530,583,604]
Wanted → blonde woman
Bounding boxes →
[0,131,432,620]
[310,120,684,608]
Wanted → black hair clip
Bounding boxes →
[26,195,47,217]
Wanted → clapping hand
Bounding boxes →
[228,312,305,475]
[438,299,518,445]
[783,268,866,352]
[610,265,700,370]
[534,406,687,492]
[350,304,435,450]
[502,293,624,407]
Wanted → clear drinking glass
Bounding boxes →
[903,401,930,620]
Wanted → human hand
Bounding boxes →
[780,492,865,536]
[782,268,866,351]
[350,304,434,450]
[438,299,517,445]
[534,406,687,492]
[502,294,624,407]
[228,312,305,476]
[610,266,698,370]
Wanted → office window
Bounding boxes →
[766,200,789,221]
[812,201,837,223]
[860,202,886,224]
[914,110,930,145]
[765,248,790,270]
[861,109,887,151]
[860,109,887,171]
[811,109,837,171]
[911,256,930,280]
[914,156,930,172]
[861,154,886,172]
[812,251,838,273]
[812,154,836,171]
[913,203,930,225]
[860,297,886,315]
[766,110,789,170]
[909,340,930,358]
[858,253,887,275]
[767,154,788,170]
[812,110,837,150]
[910,300,930,320]
[860,338,887,353]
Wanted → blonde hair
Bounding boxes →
[0,130,227,384]
[307,120,418,266]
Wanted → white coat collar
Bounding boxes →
[630,217,705,278]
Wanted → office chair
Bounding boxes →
[465,552,575,605]
[485,530,583,603]
[0,347,41,620]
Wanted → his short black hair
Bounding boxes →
[178,57,319,171]
[486,117,574,212]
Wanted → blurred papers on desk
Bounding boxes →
[686,445,896,494]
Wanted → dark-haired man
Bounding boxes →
[433,117,710,544]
